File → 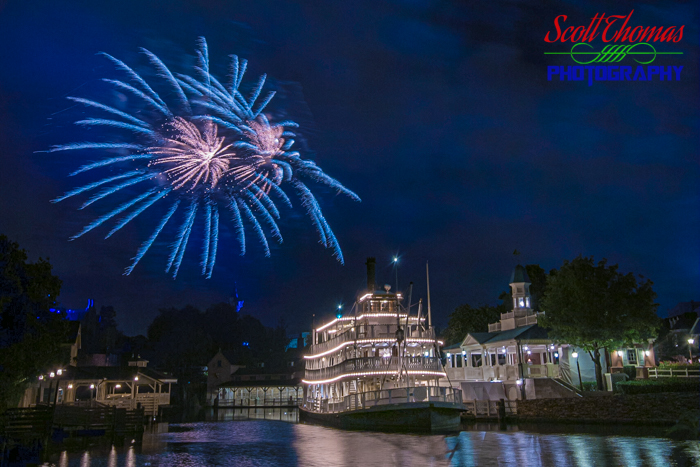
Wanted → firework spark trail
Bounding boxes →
[81,173,156,209]
[238,198,270,257]
[227,196,246,256]
[52,170,144,203]
[242,189,282,242]
[206,205,219,278]
[50,38,358,277]
[201,203,212,275]
[106,189,172,239]
[125,200,180,275]
[71,189,158,240]
[168,202,198,276]
[70,154,154,177]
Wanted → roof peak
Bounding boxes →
[510,264,530,284]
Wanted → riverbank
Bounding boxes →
[515,392,699,425]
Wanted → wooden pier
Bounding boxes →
[0,404,146,464]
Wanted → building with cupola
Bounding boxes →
[441,265,657,400]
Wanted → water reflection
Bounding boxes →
[40,421,699,467]
[207,407,299,423]
[445,431,699,467]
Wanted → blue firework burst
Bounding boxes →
[48,38,359,278]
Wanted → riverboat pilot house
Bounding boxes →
[442,265,657,400]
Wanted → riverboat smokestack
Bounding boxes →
[365,257,376,292]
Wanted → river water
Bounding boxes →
[40,409,699,467]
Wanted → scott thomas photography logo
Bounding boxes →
[544,10,685,86]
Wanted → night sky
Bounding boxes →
[0,0,697,336]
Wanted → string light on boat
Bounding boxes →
[304,338,442,359]
[302,370,447,385]
[315,313,421,332]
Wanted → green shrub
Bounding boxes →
[581,381,598,392]
[658,362,700,370]
[616,378,700,395]
[622,365,637,381]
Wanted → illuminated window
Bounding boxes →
[627,349,637,365]
[518,297,525,307]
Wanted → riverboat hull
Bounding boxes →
[299,401,464,432]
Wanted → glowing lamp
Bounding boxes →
[38,375,44,380]
[689,338,695,345]
[90,384,95,389]
[516,379,523,386]
[644,350,650,356]
[445,352,451,358]
[115,384,121,389]
[57,369,63,376]
[571,352,578,359]
[617,350,624,357]
[554,352,559,358]
[50,372,55,378]
[134,376,139,381]
[523,346,528,350]
[393,257,398,263]
[68,384,73,389]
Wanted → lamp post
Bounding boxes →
[572,351,583,391]
[688,338,695,362]
[393,256,399,292]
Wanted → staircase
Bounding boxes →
[553,378,583,397]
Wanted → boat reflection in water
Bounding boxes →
[41,420,699,466]
[207,407,299,423]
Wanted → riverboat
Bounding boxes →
[299,258,464,432]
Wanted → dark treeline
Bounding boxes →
[77,303,290,412]
[0,234,292,412]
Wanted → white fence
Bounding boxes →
[648,367,700,378]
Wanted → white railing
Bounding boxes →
[649,367,700,378]
[515,314,538,327]
[488,323,501,332]
[303,386,463,414]
[310,325,437,357]
[305,356,442,381]
[446,364,558,382]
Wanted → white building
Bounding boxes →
[442,265,656,400]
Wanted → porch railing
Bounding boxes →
[216,397,302,408]
[446,364,558,381]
